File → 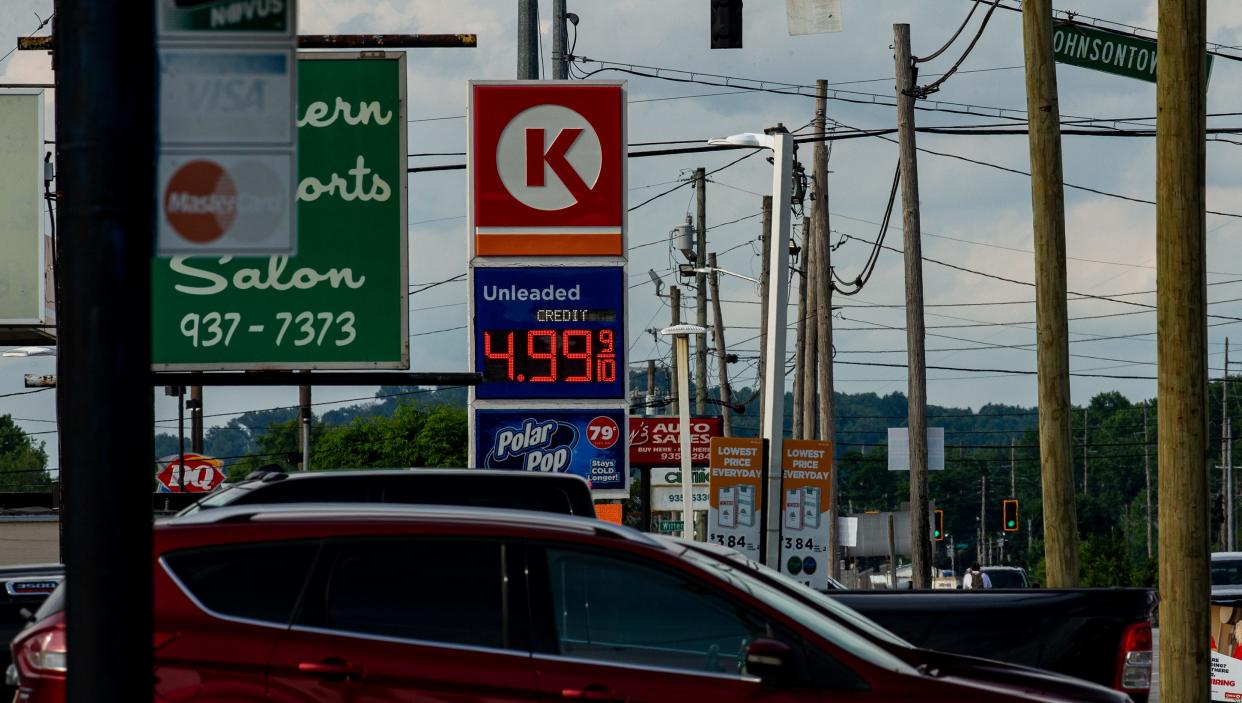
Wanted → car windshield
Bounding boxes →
[176,484,255,515]
[1212,558,1242,586]
[984,569,1027,588]
[672,545,917,674]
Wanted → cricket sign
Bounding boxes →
[469,82,625,256]
[708,437,765,563]
[475,409,626,491]
[779,439,833,590]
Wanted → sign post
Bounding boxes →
[468,82,628,499]
[153,54,409,370]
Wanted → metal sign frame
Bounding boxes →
[467,80,629,500]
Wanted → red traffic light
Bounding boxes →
[1003,499,1019,532]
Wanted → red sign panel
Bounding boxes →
[628,417,723,467]
[470,82,625,256]
[155,453,226,493]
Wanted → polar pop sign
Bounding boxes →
[470,82,625,256]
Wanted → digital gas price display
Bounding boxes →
[474,267,624,400]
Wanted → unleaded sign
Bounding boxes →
[1052,22,1213,84]
[152,54,408,369]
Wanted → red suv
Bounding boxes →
[12,504,1129,702]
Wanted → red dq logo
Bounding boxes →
[471,83,624,257]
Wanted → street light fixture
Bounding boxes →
[661,323,708,541]
[707,124,792,570]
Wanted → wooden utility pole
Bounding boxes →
[758,196,773,430]
[1021,0,1079,587]
[1010,437,1017,497]
[792,234,807,440]
[708,253,733,436]
[1083,408,1089,496]
[695,168,709,417]
[189,385,204,454]
[646,359,657,414]
[812,79,840,577]
[1156,0,1210,698]
[801,209,818,439]
[669,286,681,412]
[980,473,987,565]
[299,383,312,471]
[1224,339,1233,550]
[894,23,931,589]
[1144,401,1153,559]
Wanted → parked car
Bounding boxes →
[12,504,1129,702]
[828,587,1154,702]
[0,564,62,701]
[177,468,597,518]
[1211,551,1242,597]
[978,566,1033,589]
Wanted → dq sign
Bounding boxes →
[470,82,625,256]
[155,453,226,493]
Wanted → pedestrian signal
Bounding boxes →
[1003,499,1019,532]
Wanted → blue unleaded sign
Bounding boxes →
[474,267,624,400]
[475,409,626,490]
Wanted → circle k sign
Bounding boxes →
[471,82,624,257]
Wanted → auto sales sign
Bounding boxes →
[469,82,624,257]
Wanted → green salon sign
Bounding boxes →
[152,54,409,369]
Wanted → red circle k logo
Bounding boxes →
[497,105,603,211]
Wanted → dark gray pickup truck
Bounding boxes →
[830,588,1156,703]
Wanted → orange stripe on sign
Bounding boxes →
[476,233,622,256]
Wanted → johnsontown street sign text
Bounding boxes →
[1052,22,1213,84]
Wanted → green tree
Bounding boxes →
[0,415,50,491]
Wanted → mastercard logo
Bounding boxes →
[163,160,239,243]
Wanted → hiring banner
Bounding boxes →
[780,439,833,590]
[1211,600,1242,700]
[708,437,765,562]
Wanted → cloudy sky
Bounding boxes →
[2,0,1241,471]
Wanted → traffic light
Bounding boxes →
[1003,499,1019,532]
[710,0,743,49]
[933,509,944,541]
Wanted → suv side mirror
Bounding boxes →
[744,638,793,681]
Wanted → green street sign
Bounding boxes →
[152,54,409,370]
[160,0,292,34]
[658,520,684,533]
[955,543,969,549]
[1053,22,1213,84]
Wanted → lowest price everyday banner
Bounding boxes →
[708,437,764,562]
[474,409,626,491]
[780,439,833,590]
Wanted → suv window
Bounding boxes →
[163,542,320,624]
[299,538,511,650]
[544,548,767,675]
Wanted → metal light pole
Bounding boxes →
[662,323,708,541]
[708,126,793,569]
